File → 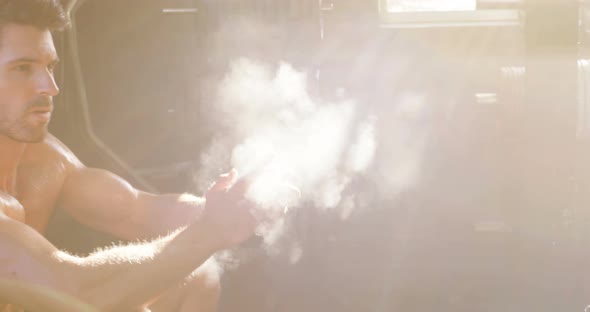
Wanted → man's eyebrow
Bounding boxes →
[6,57,60,65]
[6,57,38,64]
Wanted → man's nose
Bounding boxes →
[36,69,60,97]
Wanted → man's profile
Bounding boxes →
[0,1,258,311]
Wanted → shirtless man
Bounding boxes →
[0,0,259,311]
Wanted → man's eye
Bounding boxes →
[14,64,32,73]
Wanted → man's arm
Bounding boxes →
[0,211,214,311]
[57,166,203,240]
[41,132,202,239]
[1,171,256,311]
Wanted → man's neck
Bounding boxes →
[0,135,26,194]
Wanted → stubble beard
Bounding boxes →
[0,118,49,143]
[0,98,52,143]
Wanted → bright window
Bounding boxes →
[387,0,477,12]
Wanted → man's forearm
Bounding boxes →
[66,220,220,311]
[1,212,220,311]
[0,216,200,310]
[116,192,205,240]
[40,168,255,310]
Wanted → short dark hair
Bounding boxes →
[0,0,69,31]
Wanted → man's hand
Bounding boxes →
[199,170,258,249]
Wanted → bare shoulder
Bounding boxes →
[21,133,84,170]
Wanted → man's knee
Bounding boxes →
[175,257,222,311]
[149,258,222,312]
[186,258,222,299]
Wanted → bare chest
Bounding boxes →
[15,159,67,233]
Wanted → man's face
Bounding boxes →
[0,24,59,143]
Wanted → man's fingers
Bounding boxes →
[209,169,238,191]
[228,178,249,198]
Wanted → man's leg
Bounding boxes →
[148,258,221,312]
